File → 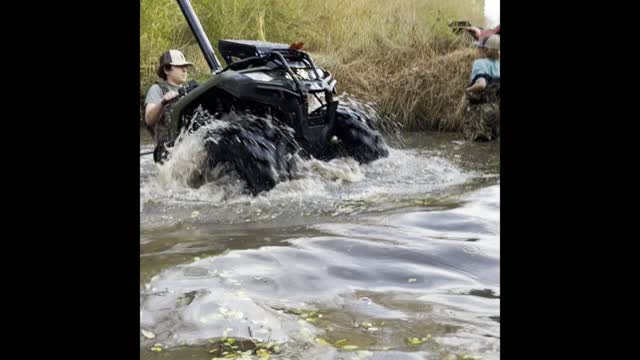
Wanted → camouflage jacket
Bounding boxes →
[462,82,500,141]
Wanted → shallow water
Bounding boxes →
[140,129,499,359]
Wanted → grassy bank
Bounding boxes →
[141,0,485,131]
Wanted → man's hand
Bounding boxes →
[466,78,487,93]
[161,91,179,105]
[146,90,180,126]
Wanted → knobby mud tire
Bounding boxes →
[203,115,299,195]
[333,105,389,164]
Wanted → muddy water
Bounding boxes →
[140,129,499,359]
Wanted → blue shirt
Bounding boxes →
[469,58,500,85]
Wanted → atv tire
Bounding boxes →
[203,115,299,195]
[333,105,388,163]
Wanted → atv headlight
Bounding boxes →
[308,92,326,114]
[244,72,273,82]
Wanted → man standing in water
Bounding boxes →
[144,50,194,158]
[460,35,500,141]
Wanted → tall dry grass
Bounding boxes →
[141,0,486,131]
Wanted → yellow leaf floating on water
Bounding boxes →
[335,339,348,346]
[191,211,200,218]
[408,278,417,283]
[256,348,271,359]
[150,346,162,352]
[406,337,425,346]
[343,345,359,350]
[141,329,155,339]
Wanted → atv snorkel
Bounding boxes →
[176,0,223,73]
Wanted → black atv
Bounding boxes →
[153,0,388,194]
